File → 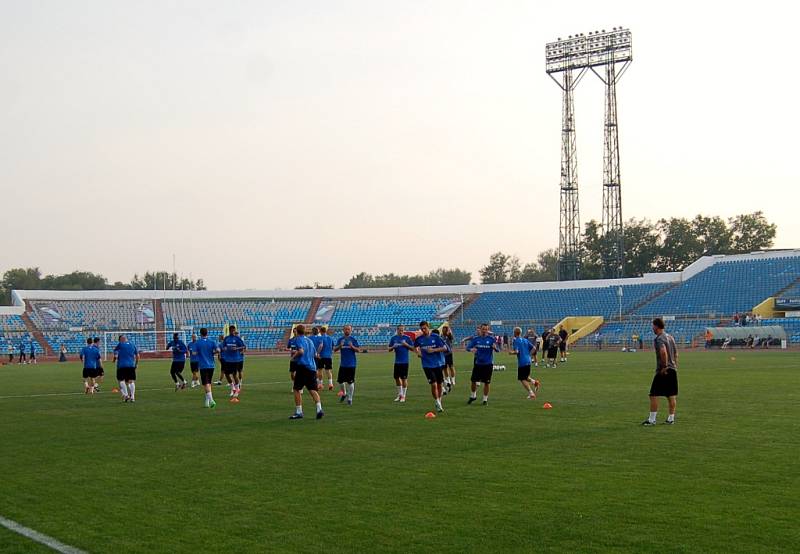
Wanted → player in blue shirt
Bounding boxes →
[287,331,299,386]
[113,334,140,403]
[509,327,540,400]
[221,325,246,401]
[18,341,27,364]
[466,323,500,405]
[92,337,104,392]
[288,324,324,420]
[80,337,101,394]
[318,326,335,391]
[166,333,189,391]
[187,333,201,388]
[388,324,415,402]
[234,328,247,385]
[414,321,449,413]
[194,327,221,408]
[28,341,37,364]
[334,324,363,405]
[441,324,456,393]
[214,334,225,385]
[310,327,324,390]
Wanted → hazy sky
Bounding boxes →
[1,1,798,289]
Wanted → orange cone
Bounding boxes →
[542,402,553,409]
[425,412,436,419]
[111,387,120,393]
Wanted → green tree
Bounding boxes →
[480,252,516,284]
[130,272,205,291]
[729,211,776,252]
[40,271,109,290]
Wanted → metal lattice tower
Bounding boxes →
[546,28,632,280]
[546,37,588,281]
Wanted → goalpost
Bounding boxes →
[101,330,189,361]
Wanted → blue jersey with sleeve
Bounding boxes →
[114,342,138,368]
[310,335,323,356]
[187,340,199,362]
[467,335,497,365]
[319,335,334,358]
[336,336,360,368]
[389,334,414,364]
[166,339,187,362]
[414,334,446,369]
[295,336,317,370]
[195,337,219,370]
[221,335,245,362]
[512,337,534,367]
[80,345,100,369]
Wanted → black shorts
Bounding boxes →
[171,361,186,372]
[200,368,214,386]
[97,365,105,376]
[82,367,99,379]
[289,361,298,373]
[30,353,36,359]
[547,347,558,359]
[559,343,567,353]
[649,369,678,397]
[190,361,199,372]
[471,363,493,384]
[319,357,333,370]
[444,353,454,367]
[517,365,531,381]
[293,367,318,391]
[337,366,356,384]
[423,366,445,384]
[222,361,237,376]
[116,367,136,381]
[393,363,409,380]
[234,361,244,372]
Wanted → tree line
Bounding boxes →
[0,268,206,305]
[479,211,778,283]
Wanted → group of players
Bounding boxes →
[6,341,37,364]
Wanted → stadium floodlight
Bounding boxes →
[546,28,632,74]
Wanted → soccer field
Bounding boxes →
[1,350,798,553]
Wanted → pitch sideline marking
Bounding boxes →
[0,514,87,553]
[0,380,289,400]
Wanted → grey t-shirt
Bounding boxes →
[653,332,677,372]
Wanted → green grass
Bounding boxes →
[1,350,798,553]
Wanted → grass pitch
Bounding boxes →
[1,350,798,553]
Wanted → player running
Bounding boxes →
[510,327,540,399]
[166,332,189,391]
[441,324,456,393]
[187,333,201,388]
[287,329,299,387]
[544,328,561,368]
[80,337,101,394]
[318,326,335,391]
[334,324,362,405]
[310,326,324,389]
[234,328,247,386]
[194,327,220,409]
[221,325,245,401]
[466,323,500,405]
[113,334,139,403]
[288,324,324,420]
[414,321,448,413]
[388,324,414,402]
[214,334,225,385]
[92,337,105,391]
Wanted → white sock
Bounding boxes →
[435,399,442,409]
[128,382,136,399]
[470,391,477,399]
[396,385,402,396]
[451,377,456,385]
[483,395,489,402]
[295,405,303,415]
[667,414,675,422]
[649,411,657,423]
[400,386,406,397]
[444,377,451,385]
[328,378,333,386]
[315,401,322,413]
[347,383,355,399]
[119,381,128,398]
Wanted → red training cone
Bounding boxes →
[542,402,553,409]
[425,412,436,419]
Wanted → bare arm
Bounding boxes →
[658,345,668,374]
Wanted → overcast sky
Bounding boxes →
[1,1,798,289]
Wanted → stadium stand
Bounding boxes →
[636,256,800,316]
[753,318,800,344]
[162,299,311,349]
[1,314,35,353]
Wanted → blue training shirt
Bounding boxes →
[389,334,414,364]
[187,340,199,362]
[80,345,100,369]
[467,335,497,366]
[195,337,219,370]
[512,337,534,367]
[319,335,334,358]
[221,335,245,362]
[336,335,360,368]
[167,339,188,362]
[114,342,138,368]
[414,334,446,369]
[310,335,323,357]
[295,335,317,370]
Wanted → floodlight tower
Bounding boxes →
[546,35,589,281]
[588,28,632,279]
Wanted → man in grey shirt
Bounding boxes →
[642,317,678,426]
